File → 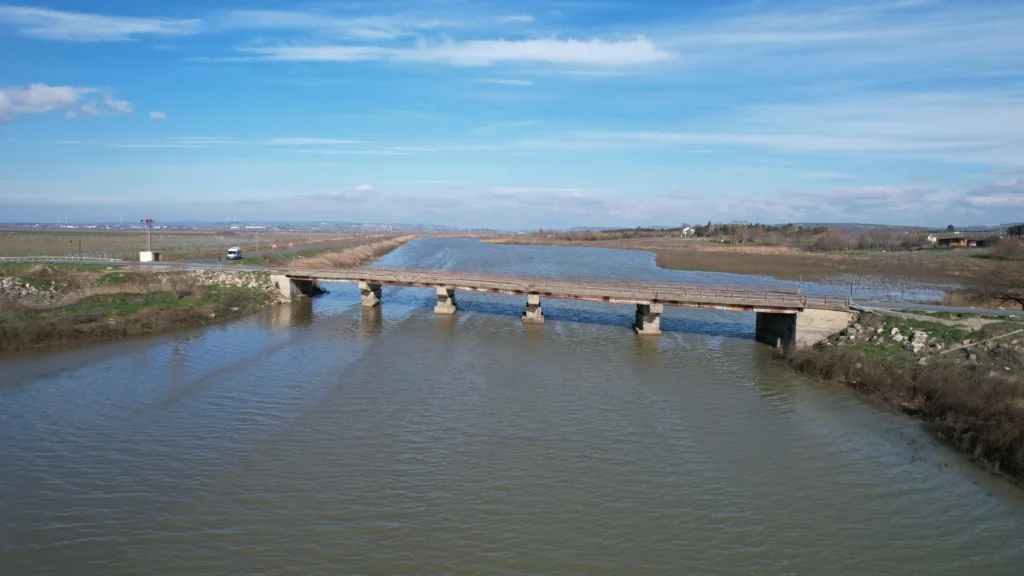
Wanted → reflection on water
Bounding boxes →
[1,237,1022,576]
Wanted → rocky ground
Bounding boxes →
[822,312,1024,374]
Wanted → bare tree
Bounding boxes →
[970,263,1024,309]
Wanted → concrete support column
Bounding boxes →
[522,293,544,324]
[270,275,321,300]
[434,287,457,314]
[634,303,663,335]
[359,281,382,307]
[270,274,295,300]
[755,312,795,348]
[756,309,853,348]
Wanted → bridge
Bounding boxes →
[271,267,853,348]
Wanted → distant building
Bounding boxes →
[926,235,938,244]
[680,227,696,237]
[937,237,968,247]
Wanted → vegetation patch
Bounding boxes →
[0,284,273,352]
[784,311,1024,484]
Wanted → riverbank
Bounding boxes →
[781,311,1024,484]
[281,235,417,269]
[0,264,278,352]
[489,236,999,284]
[228,235,416,268]
[0,236,418,352]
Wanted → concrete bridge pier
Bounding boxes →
[270,275,321,300]
[359,281,382,307]
[434,287,457,314]
[634,303,663,335]
[756,309,854,348]
[522,294,544,324]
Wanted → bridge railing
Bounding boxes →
[285,265,852,309]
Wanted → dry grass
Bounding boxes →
[0,228,365,261]
[285,235,416,269]
[785,346,1024,482]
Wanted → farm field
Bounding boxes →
[0,227,388,262]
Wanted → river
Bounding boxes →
[2,238,1023,575]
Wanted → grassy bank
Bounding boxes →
[0,264,275,352]
[491,236,998,284]
[782,312,1024,483]
[283,235,417,269]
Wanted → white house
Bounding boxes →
[681,227,696,237]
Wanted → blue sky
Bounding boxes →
[1,0,1023,229]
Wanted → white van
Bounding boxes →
[226,247,243,260]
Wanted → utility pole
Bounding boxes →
[78,236,82,260]
[141,218,155,251]
[256,229,260,255]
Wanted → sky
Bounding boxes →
[1,0,1023,229]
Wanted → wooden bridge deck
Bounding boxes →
[280,266,851,313]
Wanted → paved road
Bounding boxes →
[854,300,1024,317]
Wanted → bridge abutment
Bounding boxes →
[756,309,854,348]
[434,287,457,314]
[522,294,544,324]
[634,303,663,335]
[270,275,321,300]
[359,281,382,307]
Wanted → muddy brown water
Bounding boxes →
[2,238,1023,575]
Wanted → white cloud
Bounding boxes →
[238,36,671,67]
[965,178,1024,208]
[218,10,452,40]
[313,184,375,202]
[297,149,410,155]
[570,92,1024,164]
[262,137,360,146]
[105,97,133,115]
[0,5,201,41]
[501,15,535,23]
[798,172,853,182]
[0,83,133,122]
[149,111,167,120]
[474,78,534,86]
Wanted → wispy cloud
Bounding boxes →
[799,172,853,182]
[149,111,167,120]
[965,178,1024,208]
[0,83,133,122]
[262,137,361,146]
[474,78,534,86]
[297,149,410,156]
[311,184,375,202]
[501,15,535,23]
[217,10,453,40]
[236,37,671,66]
[0,5,201,41]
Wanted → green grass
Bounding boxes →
[25,285,267,322]
[93,271,152,286]
[15,276,55,290]
[880,316,971,345]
